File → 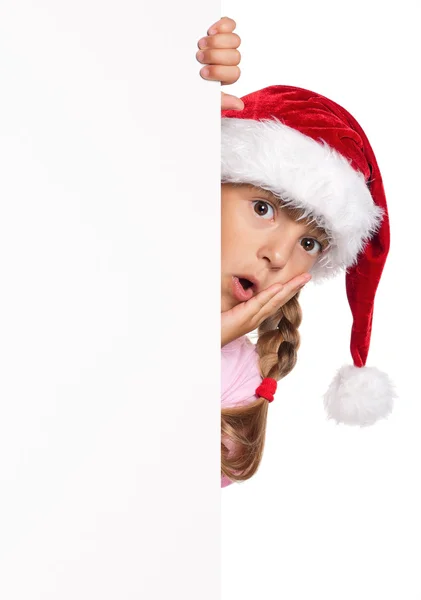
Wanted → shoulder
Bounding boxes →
[221,474,233,488]
[221,335,262,409]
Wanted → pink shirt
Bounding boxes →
[221,335,263,488]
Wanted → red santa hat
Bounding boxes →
[221,85,396,427]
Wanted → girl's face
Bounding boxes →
[221,183,329,311]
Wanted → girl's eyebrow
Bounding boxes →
[248,185,278,201]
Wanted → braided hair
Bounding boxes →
[221,202,329,484]
[221,293,302,483]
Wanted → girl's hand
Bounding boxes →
[196,16,245,111]
[221,274,312,347]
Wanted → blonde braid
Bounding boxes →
[256,291,303,379]
[221,291,303,483]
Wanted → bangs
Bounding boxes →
[232,183,332,251]
[281,204,332,251]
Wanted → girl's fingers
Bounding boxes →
[221,92,244,111]
[251,284,286,313]
[246,275,312,321]
[198,32,241,50]
[196,48,241,66]
[275,274,312,304]
[267,275,311,311]
[221,274,311,345]
[199,64,241,85]
[282,275,311,304]
[207,16,237,36]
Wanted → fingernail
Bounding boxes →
[198,38,207,49]
[201,67,210,77]
[197,51,205,61]
[209,28,217,34]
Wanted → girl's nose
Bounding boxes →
[261,236,295,270]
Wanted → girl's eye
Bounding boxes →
[300,237,322,255]
[252,200,275,220]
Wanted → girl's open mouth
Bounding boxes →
[232,276,255,302]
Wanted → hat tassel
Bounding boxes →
[323,364,397,427]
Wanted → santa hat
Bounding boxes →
[221,85,396,427]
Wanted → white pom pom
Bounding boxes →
[323,365,397,427]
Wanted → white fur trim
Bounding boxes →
[323,365,396,426]
[221,117,385,283]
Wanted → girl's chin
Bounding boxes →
[221,295,236,312]
[221,300,230,312]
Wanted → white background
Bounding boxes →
[0,2,220,598]
[221,2,421,599]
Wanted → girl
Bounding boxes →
[197,18,396,488]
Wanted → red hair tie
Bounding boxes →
[255,378,277,403]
